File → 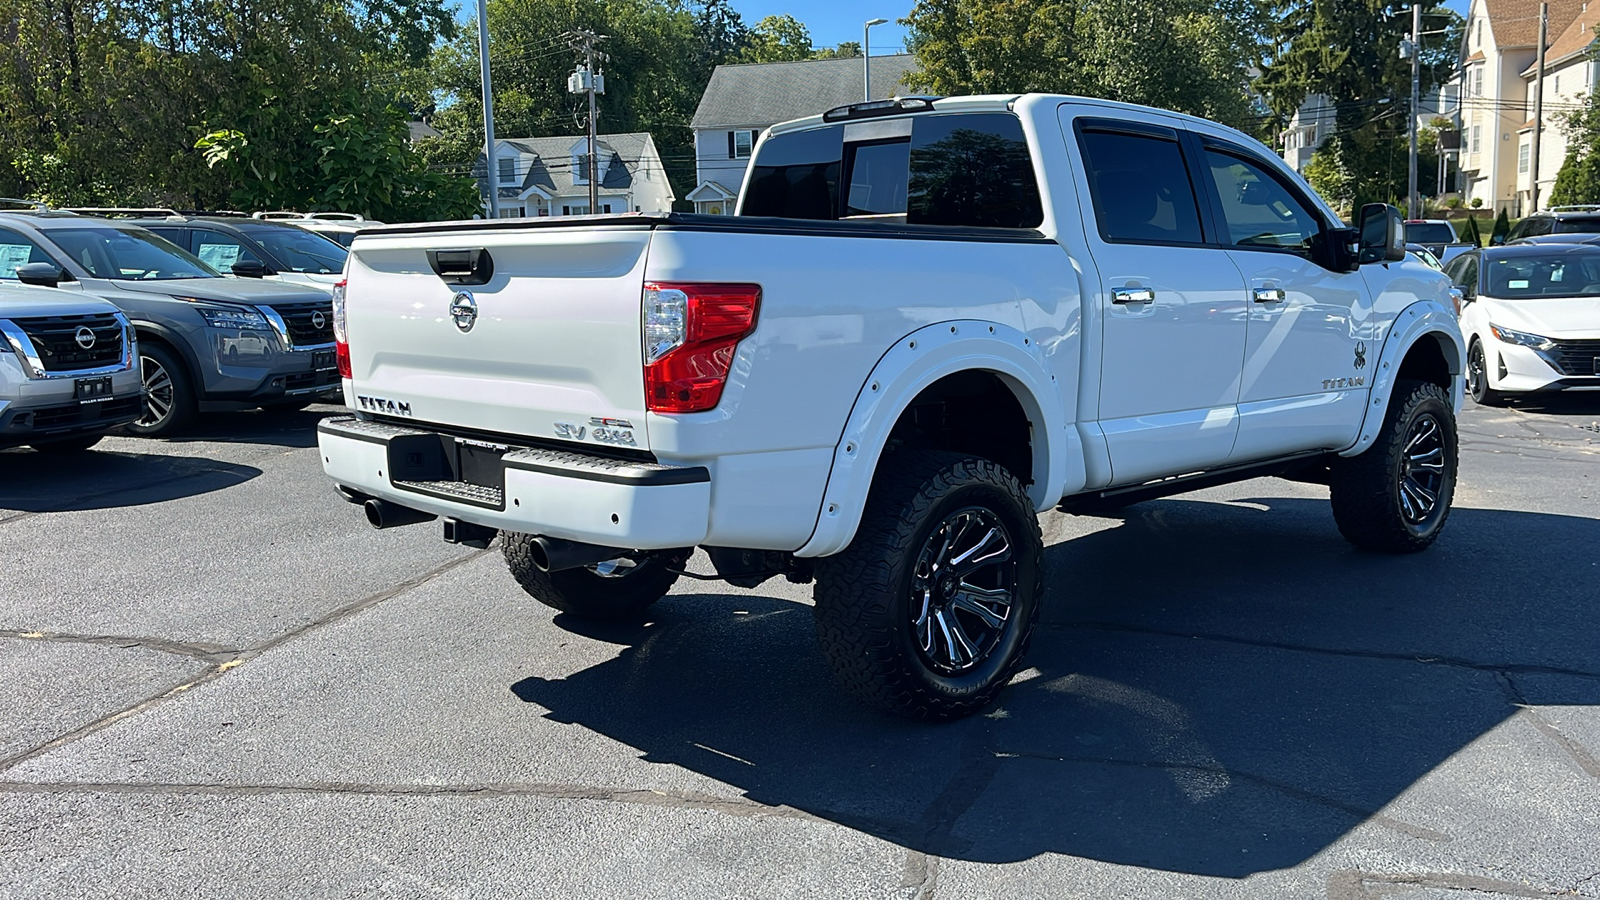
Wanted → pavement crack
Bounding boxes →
[0,549,486,774]
[0,629,237,663]
[1516,707,1600,782]
[1049,621,1600,682]
[0,779,817,822]
[1327,869,1578,899]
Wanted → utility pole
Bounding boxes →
[1532,2,1549,212]
[864,18,887,101]
[477,0,498,218]
[1408,2,1421,219]
[565,29,608,212]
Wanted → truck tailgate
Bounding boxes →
[344,224,652,449]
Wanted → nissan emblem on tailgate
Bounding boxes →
[450,291,478,333]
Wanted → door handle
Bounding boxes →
[1112,287,1155,305]
[1253,288,1285,304]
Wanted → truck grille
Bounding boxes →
[263,301,335,347]
[30,395,143,430]
[1548,339,1600,376]
[11,313,124,373]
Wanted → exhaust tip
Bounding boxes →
[364,498,435,530]
[363,499,385,529]
[528,537,553,571]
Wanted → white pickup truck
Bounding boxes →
[319,94,1465,719]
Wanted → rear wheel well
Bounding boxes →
[1395,333,1456,390]
[884,370,1034,487]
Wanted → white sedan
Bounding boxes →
[1443,244,1600,405]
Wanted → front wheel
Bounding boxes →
[813,450,1043,720]
[502,534,683,620]
[125,343,196,437]
[1467,340,1506,406]
[1329,379,1458,552]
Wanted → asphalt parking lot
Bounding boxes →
[2,398,1597,899]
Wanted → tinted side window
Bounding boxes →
[1079,130,1203,244]
[0,227,56,278]
[1204,150,1322,253]
[907,113,1043,228]
[1553,217,1600,235]
[740,125,844,220]
[192,229,265,272]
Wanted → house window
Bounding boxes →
[602,203,612,213]
[1475,19,1481,47]
[1519,143,1530,174]
[1473,67,1483,96]
[497,206,521,218]
[498,157,515,183]
[1472,125,1481,154]
[562,204,591,216]
[573,153,591,184]
[729,129,756,160]
[1555,74,1561,94]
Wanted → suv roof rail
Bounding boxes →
[253,210,308,220]
[61,206,181,219]
[1544,205,1600,212]
[0,197,50,212]
[305,211,365,221]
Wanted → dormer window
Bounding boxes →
[573,152,591,185]
[498,157,516,184]
[729,129,755,159]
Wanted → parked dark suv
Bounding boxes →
[122,215,347,293]
[1501,205,1600,243]
[0,210,340,436]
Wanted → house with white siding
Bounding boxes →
[474,132,675,219]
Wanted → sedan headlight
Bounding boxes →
[1489,323,1556,350]
[196,306,270,330]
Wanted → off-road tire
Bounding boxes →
[502,533,683,620]
[1467,340,1506,406]
[29,434,102,453]
[126,342,197,437]
[813,450,1044,720]
[1329,379,1458,553]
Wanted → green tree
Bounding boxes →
[1459,213,1482,246]
[1549,89,1600,206]
[1257,0,1461,212]
[740,14,813,63]
[901,0,1271,129]
[814,41,863,59]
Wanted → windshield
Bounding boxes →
[1405,222,1456,243]
[1484,253,1600,298]
[45,226,218,280]
[241,225,347,274]
[1554,217,1600,234]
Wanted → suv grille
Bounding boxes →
[1548,339,1600,376]
[11,313,124,373]
[264,301,335,347]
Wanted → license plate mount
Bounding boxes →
[74,376,113,402]
[312,350,336,372]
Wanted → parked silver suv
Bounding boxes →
[0,210,340,435]
[1,282,143,451]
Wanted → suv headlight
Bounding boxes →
[1489,323,1556,350]
[196,306,270,329]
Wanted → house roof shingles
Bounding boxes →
[690,54,922,129]
[1521,3,1600,73]
[1485,0,1587,48]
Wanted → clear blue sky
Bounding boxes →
[731,2,916,55]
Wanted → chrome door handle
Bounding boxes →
[1253,288,1285,304]
[1112,287,1155,305]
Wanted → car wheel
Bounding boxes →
[1329,379,1458,553]
[812,450,1043,720]
[125,343,196,437]
[502,534,685,620]
[29,434,103,453]
[1466,340,1506,406]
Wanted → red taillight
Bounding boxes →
[332,279,352,378]
[643,282,761,413]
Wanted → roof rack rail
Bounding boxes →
[1544,205,1600,212]
[60,206,181,219]
[0,197,50,212]
[253,210,308,220]
[305,211,366,221]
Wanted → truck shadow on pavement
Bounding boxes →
[0,449,260,512]
[512,497,1600,877]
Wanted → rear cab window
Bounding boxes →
[741,112,1044,229]
[1076,127,1204,244]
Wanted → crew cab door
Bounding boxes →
[1068,115,1248,485]
[1193,139,1375,461]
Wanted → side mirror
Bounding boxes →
[1358,203,1406,264]
[230,259,270,278]
[1447,286,1466,314]
[14,262,65,288]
